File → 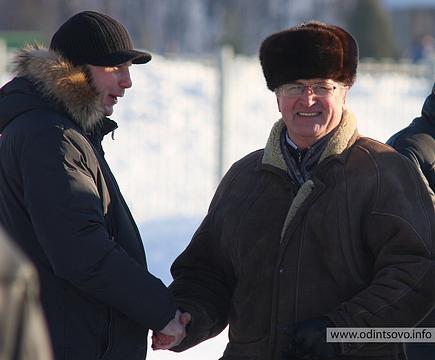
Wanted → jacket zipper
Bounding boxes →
[99,308,113,360]
[269,180,324,358]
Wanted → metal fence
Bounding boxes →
[1,50,433,224]
[218,49,434,177]
[112,50,435,224]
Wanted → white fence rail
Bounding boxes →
[1,50,433,223]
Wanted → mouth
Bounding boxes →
[109,94,123,104]
[296,112,321,117]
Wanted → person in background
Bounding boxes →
[411,35,435,63]
[387,82,434,193]
[387,82,435,360]
[0,227,53,360]
[152,21,435,359]
[0,11,188,360]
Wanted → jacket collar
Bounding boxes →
[12,44,105,132]
[263,109,358,241]
[262,109,358,172]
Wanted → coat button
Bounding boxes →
[279,268,284,274]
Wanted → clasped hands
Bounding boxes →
[152,309,191,350]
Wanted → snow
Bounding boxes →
[1,53,432,359]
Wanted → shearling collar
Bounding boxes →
[262,109,358,238]
[12,44,105,131]
[262,109,358,171]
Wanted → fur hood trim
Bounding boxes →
[13,44,104,131]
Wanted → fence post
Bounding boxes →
[0,38,7,80]
[217,45,233,183]
[429,57,435,86]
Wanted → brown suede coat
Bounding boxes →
[170,110,435,359]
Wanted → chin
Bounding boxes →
[104,107,114,116]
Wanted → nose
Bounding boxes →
[299,88,316,106]
[120,68,132,89]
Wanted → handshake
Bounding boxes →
[152,309,192,350]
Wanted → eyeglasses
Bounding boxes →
[275,82,341,97]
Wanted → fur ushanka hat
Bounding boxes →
[259,21,358,91]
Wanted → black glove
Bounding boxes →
[285,317,339,360]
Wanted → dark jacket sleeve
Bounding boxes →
[328,152,435,330]
[169,162,241,351]
[387,129,435,194]
[21,124,176,331]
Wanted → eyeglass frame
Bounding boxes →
[274,81,345,97]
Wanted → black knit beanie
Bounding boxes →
[259,21,358,91]
[50,11,151,66]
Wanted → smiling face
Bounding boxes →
[276,78,348,149]
[87,62,133,116]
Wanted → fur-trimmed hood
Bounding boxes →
[9,44,105,131]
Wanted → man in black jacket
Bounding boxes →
[387,82,435,360]
[0,11,188,360]
[387,82,435,193]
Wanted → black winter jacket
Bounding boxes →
[387,83,435,192]
[0,46,176,359]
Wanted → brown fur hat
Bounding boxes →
[259,21,358,90]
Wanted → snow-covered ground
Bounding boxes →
[1,54,432,359]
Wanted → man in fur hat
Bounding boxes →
[0,11,189,360]
[153,21,435,359]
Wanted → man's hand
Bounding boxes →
[151,310,191,350]
[284,317,338,359]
